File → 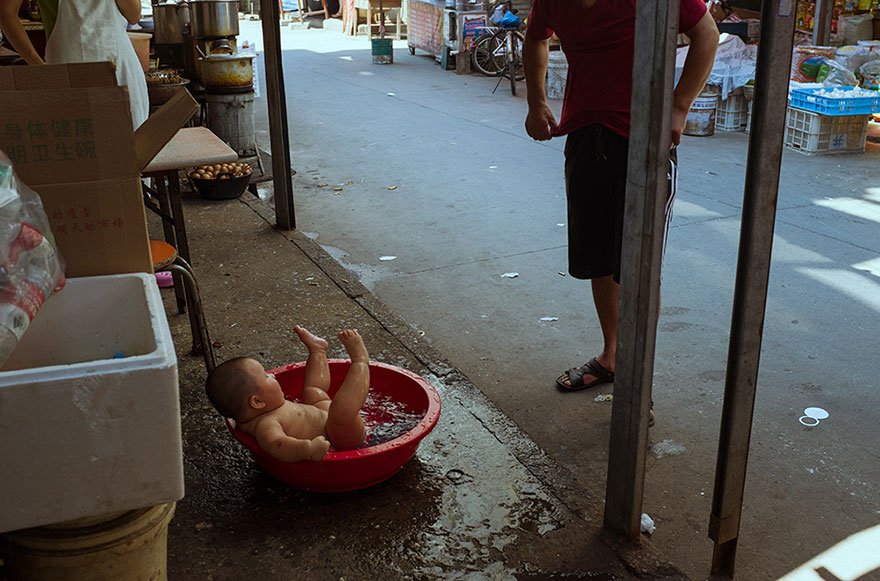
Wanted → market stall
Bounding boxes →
[670,1,880,153]
[0,8,257,573]
[407,0,444,57]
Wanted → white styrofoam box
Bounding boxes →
[0,273,182,533]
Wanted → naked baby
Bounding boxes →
[205,326,370,462]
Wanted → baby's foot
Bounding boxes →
[293,325,329,353]
[338,329,368,363]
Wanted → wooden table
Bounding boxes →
[355,0,404,38]
[142,127,237,315]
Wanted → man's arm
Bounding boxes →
[115,0,142,25]
[671,11,719,145]
[254,420,330,463]
[0,0,44,64]
[523,34,558,141]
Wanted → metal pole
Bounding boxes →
[603,0,679,539]
[708,0,796,576]
[812,0,833,46]
[260,0,297,230]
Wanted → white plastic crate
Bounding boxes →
[717,93,748,131]
[783,106,869,155]
[0,273,182,533]
[745,101,753,134]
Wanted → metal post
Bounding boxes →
[260,0,297,230]
[603,0,679,539]
[812,0,833,46]
[708,0,796,577]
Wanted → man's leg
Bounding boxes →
[557,126,622,390]
[591,275,619,375]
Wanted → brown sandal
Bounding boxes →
[556,357,614,392]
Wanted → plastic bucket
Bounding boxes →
[127,32,152,73]
[546,50,568,100]
[1,503,175,581]
[371,38,393,65]
[684,87,720,137]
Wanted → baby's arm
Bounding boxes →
[253,418,330,462]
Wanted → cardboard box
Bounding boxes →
[0,62,198,277]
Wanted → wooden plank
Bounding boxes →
[260,0,297,230]
[709,0,797,576]
[812,0,833,45]
[603,0,679,539]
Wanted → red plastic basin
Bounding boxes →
[226,360,442,492]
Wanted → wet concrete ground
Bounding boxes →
[238,21,880,580]
[159,198,679,579]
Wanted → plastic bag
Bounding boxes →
[490,5,505,25]
[816,57,859,86]
[680,34,758,100]
[859,60,880,89]
[499,11,521,29]
[0,150,66,366]
[838,14,874,46]
[835,45,880,72]
[791,45,837,82]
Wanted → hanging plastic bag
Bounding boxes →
[490,4,505,25]
[0,150,66,366]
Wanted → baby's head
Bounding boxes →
[205,357,285,422]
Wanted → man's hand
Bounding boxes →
[525,103,558,141]
[309,436,330,461]
[671,104,689,146]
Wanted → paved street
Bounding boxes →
[245,22,880,579]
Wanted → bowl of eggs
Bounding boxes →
[188,162,253,200]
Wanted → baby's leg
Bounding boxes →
[301,386,331,412]
[294,325,330,393]
[324,329,370,450]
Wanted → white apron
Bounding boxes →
[45,0,149,129]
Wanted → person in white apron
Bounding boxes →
[45,0,149,128]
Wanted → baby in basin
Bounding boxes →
[205,326,370,462]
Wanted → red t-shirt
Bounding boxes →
[527,0,707,138]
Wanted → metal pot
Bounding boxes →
[153,2,190,44]
[189,0,239,38]
[198,53,254,91]
[147,78,192,106]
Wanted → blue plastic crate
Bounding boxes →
[790,87,880,116]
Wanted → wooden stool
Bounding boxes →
[151,240,216,372]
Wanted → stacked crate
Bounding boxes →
[716,91,748,132]
[784,87,880,155]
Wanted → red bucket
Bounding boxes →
[227,360,441,492]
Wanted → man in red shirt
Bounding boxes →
[523,0,718,409]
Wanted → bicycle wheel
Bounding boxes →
[508,32,518,96]
[471,33,503,76]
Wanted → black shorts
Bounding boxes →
[564,124,677,283]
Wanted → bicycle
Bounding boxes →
[469,1,525,95]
